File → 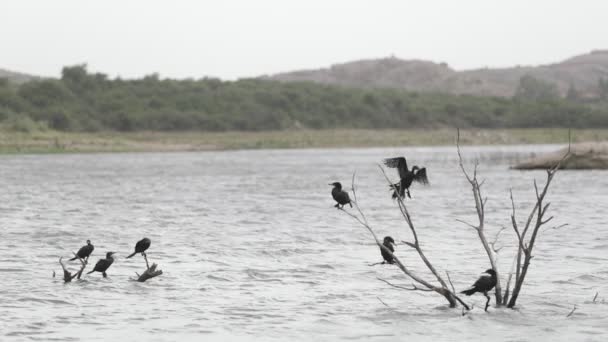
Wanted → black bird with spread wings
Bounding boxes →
[329,182,352,209]
[383,157,429,199]
[69,240,94,261]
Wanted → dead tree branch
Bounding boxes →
[377,277,433,292]
[456,128,503,306]
[135,253,162,282]
[58,255,87,283]
[506,130,571,308]
[341,172,469,310]
[566,305,577,317]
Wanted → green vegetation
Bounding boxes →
[1,65,608,133]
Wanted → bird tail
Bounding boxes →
[86,270,95,274]
[69,256,77,261]
[461,288,476,296]
[126,252,136,259]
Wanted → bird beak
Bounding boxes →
[328,183,333,186]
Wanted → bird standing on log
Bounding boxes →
[380,236,396,264]
[87,252,116,278]
[383,157,429,199]
[461,269,497,311]
[69,240,94,261]
[330,182,352,209]
[126,238,151,259]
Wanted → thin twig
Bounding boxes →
[377,277,433,292]
[377,296,392,308]
[566,305,577,317]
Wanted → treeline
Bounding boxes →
[1,65,607,132]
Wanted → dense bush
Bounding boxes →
[0,65,607,132]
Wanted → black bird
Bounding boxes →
[380,236,396,264]
[126,238,151,258]
[383,157,429,199]
[69,240,94,261]
[461,269,497,311]
[87,252,116,277]
[329,182,352,209]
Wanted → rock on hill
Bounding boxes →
[266,50,608,98]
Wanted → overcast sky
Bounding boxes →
[1,0,607,80]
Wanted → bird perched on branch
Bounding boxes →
[461,269,497,311]
[87,252,116,278]
[69,240,94,261]
[380,236,396,264]
[330,182,352,209]
[126,238,151,258]
[383,157,428,199]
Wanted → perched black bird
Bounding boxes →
[87,252,116,277]
[461,269,497,311]
[126,238,151,258]
[380,236,396,264]
[69,240,94,261]
[329,182,352,209]
[461,269,497,296]
[383,157,429,199]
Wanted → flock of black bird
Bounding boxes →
[330,156,497,302]
[62,155,495,306]
[66,237,151,278]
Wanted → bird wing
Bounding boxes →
[413,167,429,185]
[76,245,88,257]
[336,191,350,204]
[93,259,105,271]
[472,273,494,290]
[383,157,408,178]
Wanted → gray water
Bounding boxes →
[1,145,607,341]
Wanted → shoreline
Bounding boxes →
[0,128,603,154]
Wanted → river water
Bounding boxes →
[0,145,606,341]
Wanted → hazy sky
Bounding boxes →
[2,0,607,80]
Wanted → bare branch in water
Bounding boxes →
[566,305,577,318]
[339,172,469,310]
[376,277,433,292]
[456,128,503,306]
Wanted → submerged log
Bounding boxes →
[513,142,608,170]
[135,253,162,282]
[58,256,87,283]
[136,263,163,282]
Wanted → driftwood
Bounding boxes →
[58,255,87,283]
[135,253,162,282]
[340,172,469,310]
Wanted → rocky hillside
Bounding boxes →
[0,68,38,84]
[266,50,608,98]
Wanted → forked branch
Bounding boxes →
[340,172,469,310]
[456,128,503,305]
[506,130,571,308]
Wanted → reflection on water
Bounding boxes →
[0,145,607,341]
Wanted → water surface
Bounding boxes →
[1,145,607,341]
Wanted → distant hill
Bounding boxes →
[265,50,608,98]
[0,68,38,84]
